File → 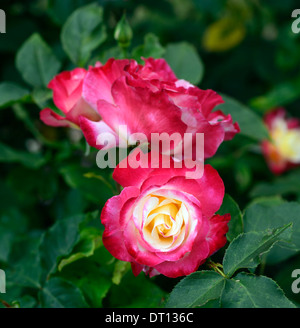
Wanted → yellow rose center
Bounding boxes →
[140,195,190,252]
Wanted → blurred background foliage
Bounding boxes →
[0,0,300,308]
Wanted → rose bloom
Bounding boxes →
[40,67,100,128]
[40,58,239,160]
[100,150,230,278]
[262,108,300,175]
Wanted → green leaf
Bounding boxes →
[244,198,300,264]
[234,160,252,192]
[0,208,28,234]
[47,0,88,25]
[16,33,61,88]
[8,252,42,289]
[223,224,292,277]
[250,170,300,198]
[215,94,269,141]
[0,286,24,308]
[245,195,285,207]
[274,255,300,305]
[250,76,300,112]
[112,260,131,285]
[12,103,48,145]
[109,271,166,308]
[59,164,115,205]
[221,273,296,308]
[243,201,300,264]
[0,228,14,263]
[198,298,221,308]
[67,265,112,308]
[132,33,165,61]
[15,295,37,309]
[217,194,243,242]
[61,3,106,66]
[57,239,95,272]
[31,88,53,109]
[0,142,46,169]
[166,271,225,308]
[164,42,204,85]
[0,82,29,109]
[0,211,31,276]
[58,227,102,271]
[7,234,43,289]
[58,247,115,308]
[7,166,58,205]
[39,215,85,278]
[40,277,89,308]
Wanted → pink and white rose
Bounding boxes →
[40,58,239,161]
[100,149,230,278]
[81,58,239,160]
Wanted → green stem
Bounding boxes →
[208,260,227,278]
[258,254,267,275]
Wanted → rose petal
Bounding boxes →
[206,213,230,256]
[40,108,70,127]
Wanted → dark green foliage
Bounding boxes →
[0,0,300,308]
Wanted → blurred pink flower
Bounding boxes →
[262,108,300,174]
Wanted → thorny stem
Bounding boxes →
[0,299,11,308]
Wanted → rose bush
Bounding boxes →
[101,149,230,278]
[262,108,300,174]
[40,58,239,161]
[2,1,299,309]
